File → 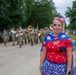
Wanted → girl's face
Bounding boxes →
[52,20,63,34]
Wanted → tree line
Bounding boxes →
[0,0,76,31]
[0,0,58,31]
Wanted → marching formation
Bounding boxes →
[0,27,51,48]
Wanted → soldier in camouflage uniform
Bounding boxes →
[34,28,39,44]
[27,29,31,44]
[23,28,28,45]
[2,30,8,46]
[30,29,35,46]
[10,28,16,46]
[18,33,23,48]
[16,28,19,45]
[18,27,23,48]
[38,28,42,43]
[44,27,51,35]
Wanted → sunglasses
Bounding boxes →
[53,24,61,27]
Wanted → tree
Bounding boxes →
[65,1,76,29]
[0,0,58,31]
[25,0,57,28]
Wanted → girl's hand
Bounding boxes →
[66,73,70,75]
[39,66,43,75]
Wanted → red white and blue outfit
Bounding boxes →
[40,32,74,75]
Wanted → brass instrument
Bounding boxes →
[49,24,53,30]
[38,33,41,36]
[38,32,42,36]
[28,25,32,30]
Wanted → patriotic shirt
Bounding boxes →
[42,32,72,64]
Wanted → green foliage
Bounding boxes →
[65,1,76,29]
[0,0,23,31]
[0,0,59,31]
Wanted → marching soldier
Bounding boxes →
[18,27,23,48]
[16,28,19,45]
[23,28,28,45]
[38,28,42,43]
[34,28,39,44]
[10,28,16,46]
[30,29,34,46]
[2,30,8,46]
[40,29,46,44]
[45,27,51,34]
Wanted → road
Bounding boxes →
[0,43,76,75]
[0,43,41,75]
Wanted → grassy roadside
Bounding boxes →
[0,42,3,44]
[74,47,76,51]
[69,34,76,63]
[69,34,76,40]
[69,34,76,51]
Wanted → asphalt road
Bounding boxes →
[0,43,41,75]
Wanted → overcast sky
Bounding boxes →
[53,0,75,25]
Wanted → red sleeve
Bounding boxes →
[43,42,47,47]
[66,40,72,48]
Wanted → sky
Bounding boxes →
[53,0,75,25]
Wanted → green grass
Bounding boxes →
[0,42,3,44]
[68,34,76,51]
[69,34,76,40]
[74,46,76,51]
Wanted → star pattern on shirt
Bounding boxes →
[46,36,51,40]
[61,35,66,38]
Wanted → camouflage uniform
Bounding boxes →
[27,30,31,44]
[2,30,8,46]
[18,30,23,48]
[34,29,38,44]
[30,29,35,46]
[23,29,28,45]
[10,29,16,46]
[16,28,19,45]
[38,30,42,43]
